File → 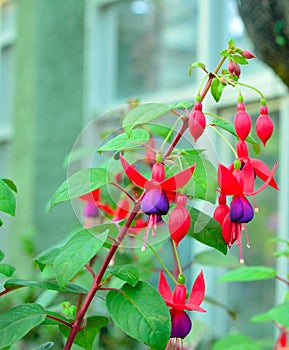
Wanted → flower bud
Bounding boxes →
[188,102,206,142]
[234,102,252,141]
[241,50,256,59]
[168,205,190,246]
[256,105,274,146]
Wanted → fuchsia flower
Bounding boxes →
[120,154,195,249]
[168,194,190,246]
[216,160,278,262]
[188,101,206,142]
[158,270,206,347]
[234,102,252,141]
[256,105,274,146]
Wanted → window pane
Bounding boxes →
[116,0,198,98]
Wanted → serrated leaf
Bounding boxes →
[211,78,226,102]
[54,229,108,288]
[211,119,260,151]
[106,281,170,350]
[268,304,289,328]
[107,264,139,286]
[0,263,15,277]
[187,207,227,255]
[50,168,114,208]
[123,103,172,136]
[0,179,16,216]
[4,278,88,294]
[188,61,206,76]
[34,247,63,271]
[0,303,46,348]
[1,179,17,193]
[218,266,277,283]
[98,129,150,152]
[212,333,261,350]
[34,342,55,350]
[194,250,240,268]
[59,316,109,350]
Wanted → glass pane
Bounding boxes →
[116,0,198,98]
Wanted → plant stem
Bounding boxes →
[64,202,141,350]
[46,314,72,328]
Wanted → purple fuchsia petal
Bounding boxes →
[84,201,99,217]
[141,188,169,215]
[230,196,254,223]
[170,309,192,339]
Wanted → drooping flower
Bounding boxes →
[216,161,278,262]
[255,105,274,146]
[228,60,241,78]
[188,101,206,142]
[213,194,230,225]
[120,154,195,249]
[158,270,206,348]
[168,194,190,246]
[234,102,252,141]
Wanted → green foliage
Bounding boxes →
[54,229,108,288]
[188,207,227,255]
[211,78,226,102]
[60,316,109,350]
[0,178,16,216]
[107,264,139,287]
[188,61,206,76]
[194,249,240,268]
[50,168,114,208]
[218,266,277,282]
[106,281,171,350]
[0,304,46,348]
[212,334,261,350]
[34,342,55,350]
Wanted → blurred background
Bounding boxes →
[0,0,288,348]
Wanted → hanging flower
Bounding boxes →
[234,102,252,141]
[255,105,274,146]
[158,270,206,349]
[188,101,206,142]
[120,154,195,250]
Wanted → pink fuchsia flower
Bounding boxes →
[241,50,256,59]
[188,102,206,142]
[120,154,195,249]
[158,270,206,344]
[234,102,252,141]
[274,327,288,349]
[228,60,241,78]
[213,194,230,225]
[255,105,274,146]
[168,194,190,246]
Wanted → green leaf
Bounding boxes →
[34,342,55,350]
[188,61,206,76]
[220,49,229,57]
[0,250,4,262]
[145,123,175,141]
[228,38,235,48]
[250,312,272,323]
[210,78,226,102]
[194,250,240,268]
[268,304,289,328]
[232,55,248,65]
[98,129,150,152]
[123,103,172,136]
[187,207,227,255]
[211,119,260,151]
[106,281,170,350]
[107,264,139,286]
[0,303,46,348]
[54,229,108,288]
[60,316,109,350]
[212,334,261,350]
[1,179,17,193]
[218,266,277,283]
[4,278,88,294]
[34,247,63,271]
[168,101,194,109]
[50,168,114,208]
[0,179,16,216]
[0,263,16,277]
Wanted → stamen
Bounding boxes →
[244,224,251,248]
[253,195,259,213]
[152,214,157,238]
[142,216,153,251]
[238,232,245,263]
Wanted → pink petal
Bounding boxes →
[160,163,196,191]
[120,154,149,189]
[158,270,173,306]
[250,158,279,190]
[218,164,243,195]
[241,162,255,193]
[186,270,206,311]
[79,189,100,202]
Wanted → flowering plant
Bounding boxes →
[0,39,286,350]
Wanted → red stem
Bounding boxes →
[46,314,72,328]
[64,202,141,349]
